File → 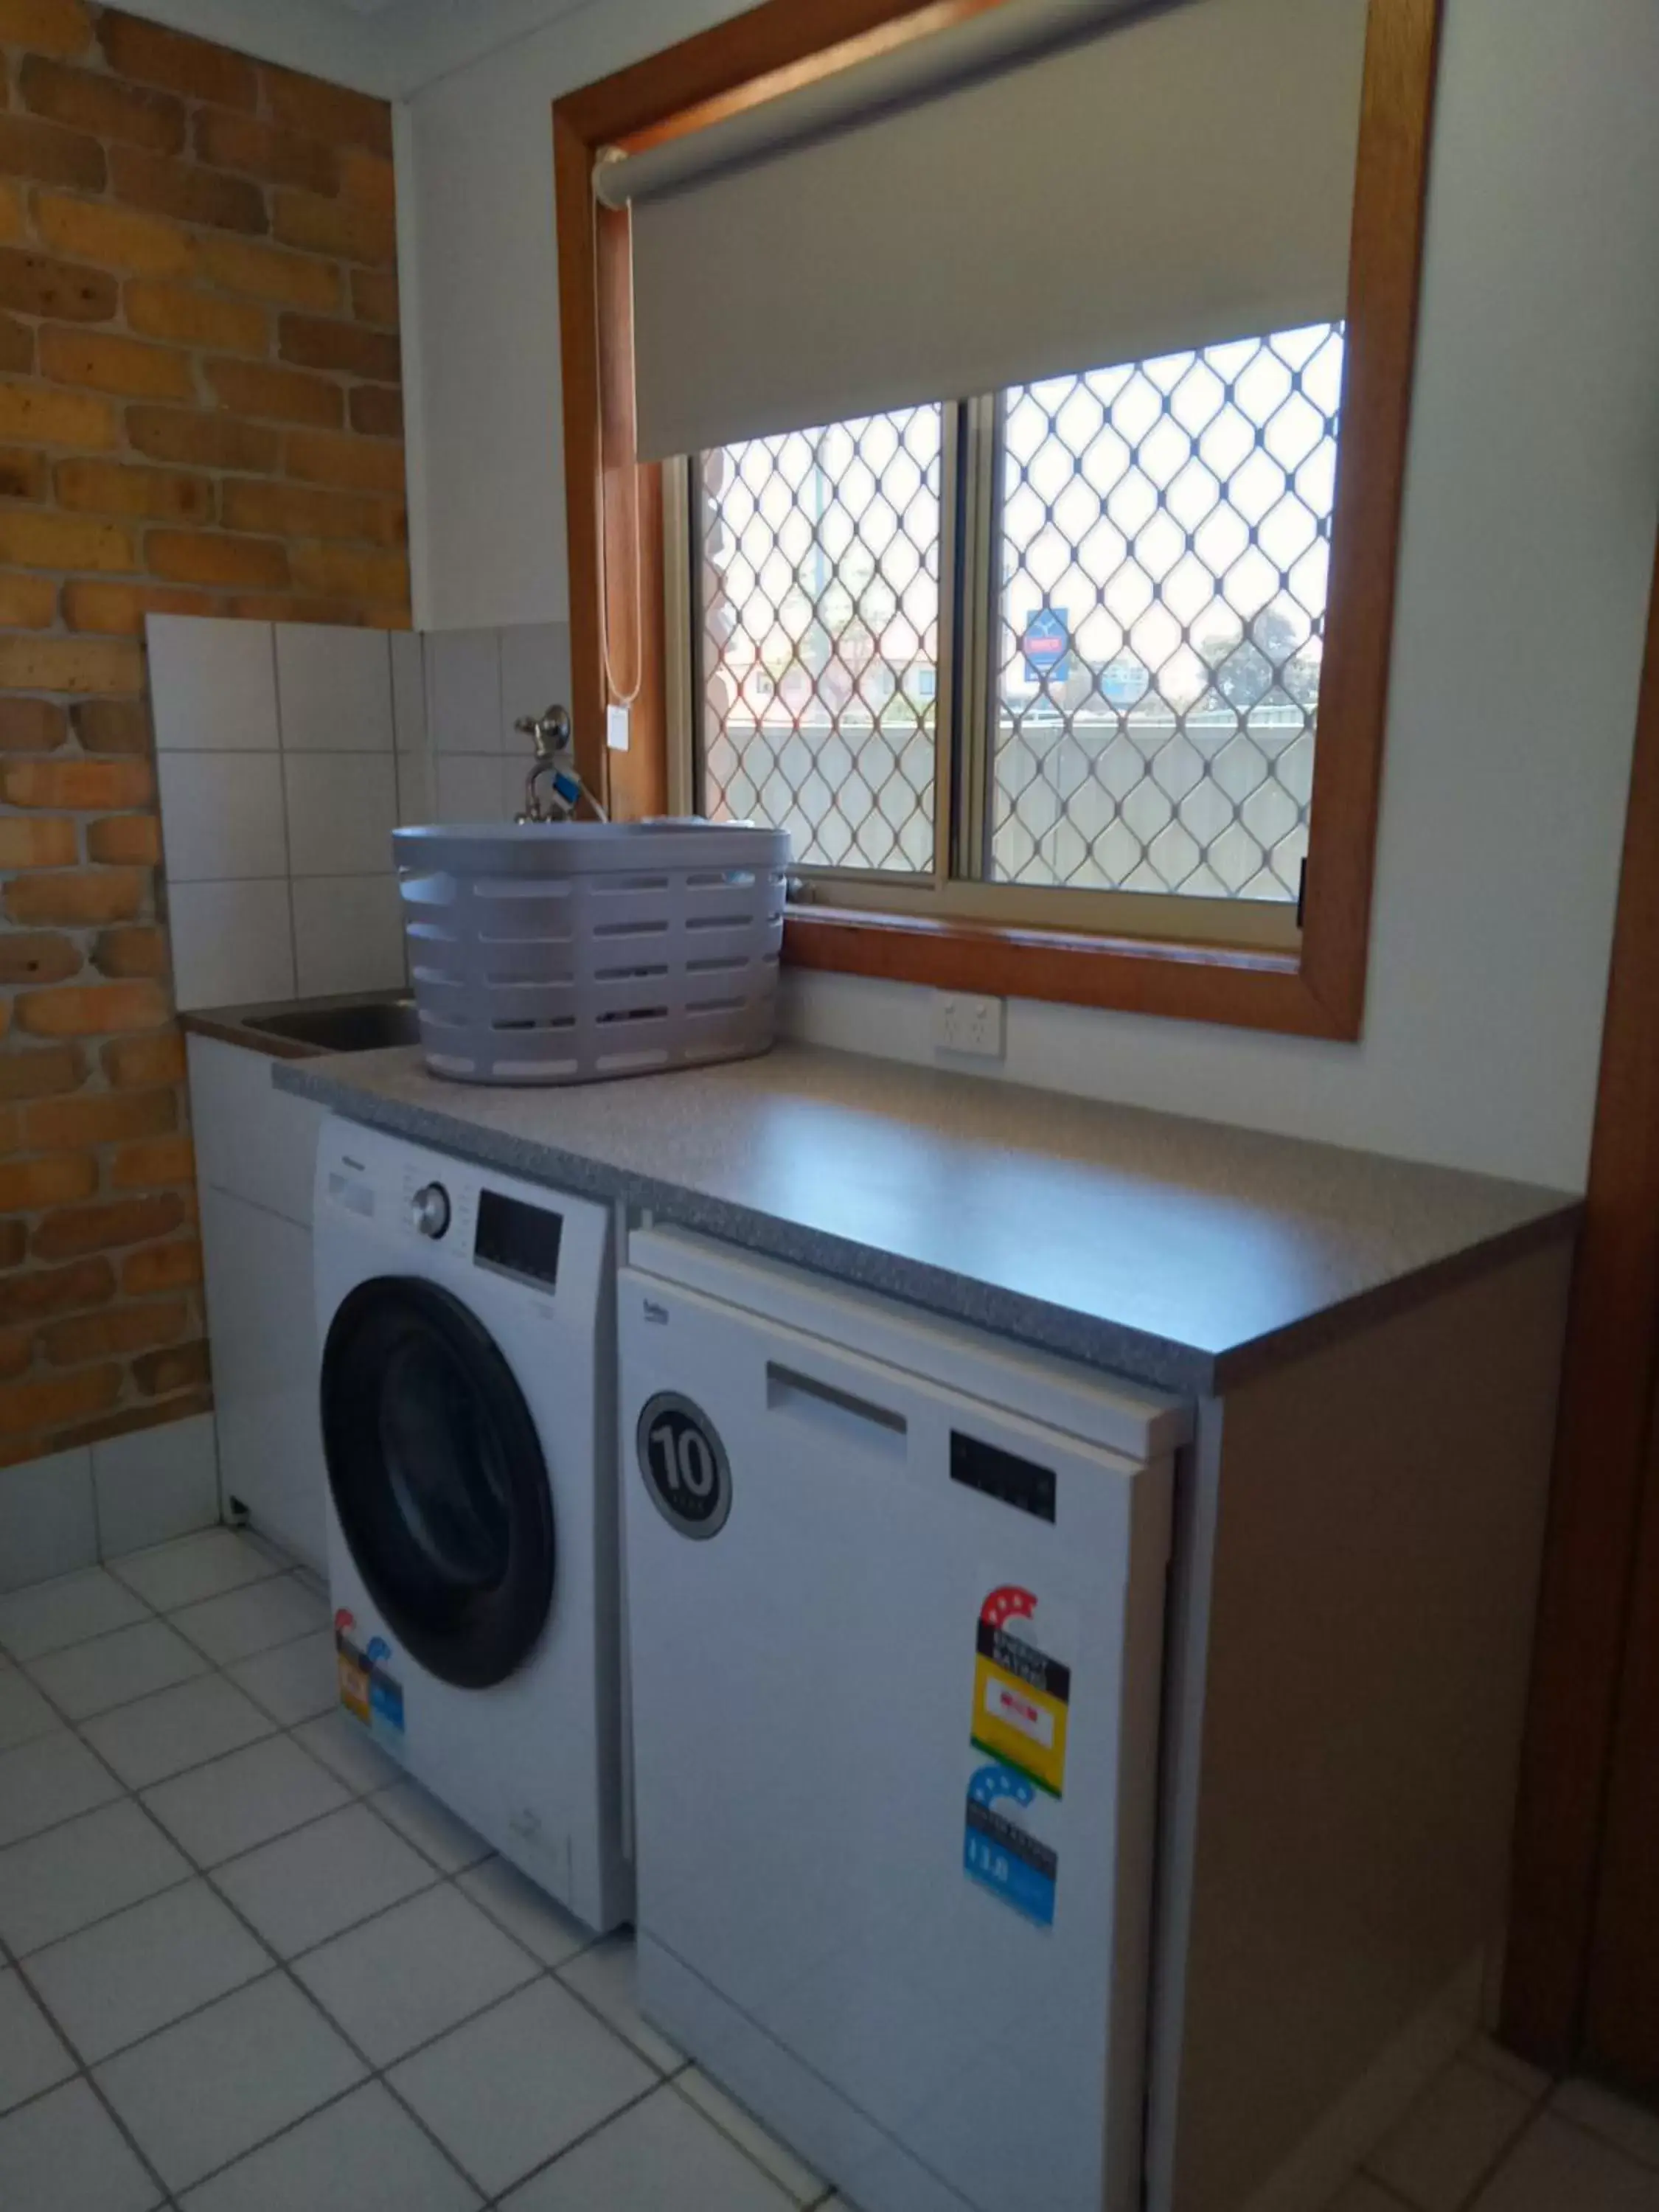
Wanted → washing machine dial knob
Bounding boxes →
[410,1183,451,1239]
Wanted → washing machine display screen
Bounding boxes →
[475,1192,563,1289]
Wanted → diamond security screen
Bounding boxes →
[992,323,1344,901]
[698,406,943,873]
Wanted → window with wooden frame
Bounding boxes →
[553,0,1442,1040]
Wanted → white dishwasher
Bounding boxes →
[620,1227,1188,2212]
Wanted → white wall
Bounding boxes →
[400,0,1659,1190]
[402,0,742,634]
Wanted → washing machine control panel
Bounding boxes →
[409,1182,451,1239]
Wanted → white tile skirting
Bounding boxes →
[0,1415,220,1594]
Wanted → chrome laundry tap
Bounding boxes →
[513,704,608,824]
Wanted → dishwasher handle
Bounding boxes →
[765,1361,909,1460]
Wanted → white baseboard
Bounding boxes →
[0,1411,221,1590]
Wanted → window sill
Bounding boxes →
[782,902,1360,1039]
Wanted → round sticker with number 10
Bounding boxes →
[636,1393,732,1540]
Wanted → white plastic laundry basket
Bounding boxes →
[394,820,790,1085]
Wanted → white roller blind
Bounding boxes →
[619,0,1370,461]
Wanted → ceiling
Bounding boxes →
[125,0,600,96]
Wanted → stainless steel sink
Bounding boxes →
[245,999,421,1053]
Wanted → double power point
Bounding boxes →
[931,991,1006,1061]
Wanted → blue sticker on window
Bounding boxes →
[964,1764,1057,1927]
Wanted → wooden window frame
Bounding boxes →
[553,0,1443,1040]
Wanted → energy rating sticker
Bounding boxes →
[334,1611,405,1739]
[971,1585,1073,1798]
[964,1764,1057,1928]
[335,1609,371,1725]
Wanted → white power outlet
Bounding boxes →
[932,990,1006,1060]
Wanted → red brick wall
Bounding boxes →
[0,0,409,1471]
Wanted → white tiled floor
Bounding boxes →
[0,1531,832,2210]
[1321,2036,1659,2212]
[7,1534,1659,2212]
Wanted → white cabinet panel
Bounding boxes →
[200,1187,326,1573]
[189,1034,324,1228]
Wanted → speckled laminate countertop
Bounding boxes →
[271,1041,1579,1395]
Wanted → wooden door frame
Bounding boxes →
[1502,526,1659,2070]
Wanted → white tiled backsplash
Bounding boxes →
[147,614,572,1013]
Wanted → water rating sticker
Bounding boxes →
[334,1611,405,1738]
[365,1635,405,1736]
[964,1764,1058,1927]
[971,1585,1073,1798]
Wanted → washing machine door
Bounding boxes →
[320,1277,555,1690]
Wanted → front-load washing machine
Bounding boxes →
[313,1115,630,1933]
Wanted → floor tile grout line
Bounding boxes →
[11,1866,204,1975]
[167,1854,499,2204]
[0,1541,263,1646]
[202,1848,447,1957]
[662,2068,824,2205]
[1534,2097,1659,2185]
[0,1602,180,1672]
[0,1540,286,1677]
[1450,2101,1542,2212]
[1444,2031,1561,2212]
[1361,2084,1549,2212]
[25,1564,1646,2212]
[13,1842,781,2204]
[0,1655,201,1863]
[21,1648,217,1728]
[157,1593,333,1675]
[136,1740,391,1869]
[6,1558,821,2208]
[28,1930,280,2076]
[473,2072,674,2209]
[15,1869,550,2153]
[19,1587,325,1715]
[7,1797,646,2192]
[50,1745,675,2198]
[38,1663,491,2206]
[33,1604,333,1730]
[21,1718,726,2199]
[1,1617,332,1957]
[1458,2029,1554,2108]
[452,1865,604,1975]
[1,1920,184,2212]
[1348,2177,1422,2212]
[24,1631,613,2200]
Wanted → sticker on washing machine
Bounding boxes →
[334,1610,371,1725]
[964,1764,1057,1928]
[970,1585,1074,1798]
[369,1663,405,1737]
[334,1611,404,1738]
